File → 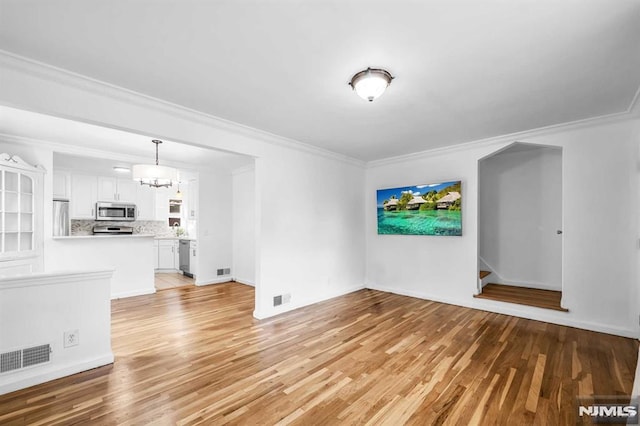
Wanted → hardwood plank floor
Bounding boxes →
[475,283,569,312]
[155,272,194,291]
[0,283,636,425]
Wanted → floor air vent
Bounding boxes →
[1,344,51,374]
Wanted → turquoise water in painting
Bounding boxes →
[377,208,462,236]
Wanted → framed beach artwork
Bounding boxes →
[377,180,462,236]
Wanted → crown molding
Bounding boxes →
[367,109,638,169]
[1,49,636,170]
[628,83,640,116]
[0,50,365,169]
[0,132,200,172]
[231,164,255,176]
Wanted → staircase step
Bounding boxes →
[479,270,491,279]
[474,283,568,312]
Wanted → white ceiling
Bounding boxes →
[1,0,639,161]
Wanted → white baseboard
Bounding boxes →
[253,284,365,320]
[366,283,638,339]
[0,353,114,396]
[111,287,155,299]
[233,278,255,287]
[195,276,233,286]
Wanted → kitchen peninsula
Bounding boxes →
[49,233,155,298]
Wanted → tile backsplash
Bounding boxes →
[71,220,177,237]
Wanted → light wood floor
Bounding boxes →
[0,283,637,425]
[155,272,194,291]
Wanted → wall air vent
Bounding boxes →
[217,268,231,276]
[0,350,21,373]
[1,344,51,374]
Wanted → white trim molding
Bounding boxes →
[0,49,365,168]
[0,269,113,289]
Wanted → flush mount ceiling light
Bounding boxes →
[132,139,178,188]
[113,166,130,173]
[349,67,394,102]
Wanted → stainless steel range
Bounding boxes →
[92,225,134,235]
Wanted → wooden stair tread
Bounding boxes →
[474,283,568,312]
[479,270,491,279]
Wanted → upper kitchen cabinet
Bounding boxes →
[52,171,69,200]
[70,174,97,219]
[136,184,156,221]
[97,177,137,202]
[154,187,170,223]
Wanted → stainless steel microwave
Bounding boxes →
[95,202,137,221]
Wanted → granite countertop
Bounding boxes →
[154,236,196,241]
[53,234,156,240]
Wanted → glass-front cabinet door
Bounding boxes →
[0,154,42,260]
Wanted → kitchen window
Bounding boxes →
[169,199,182,215]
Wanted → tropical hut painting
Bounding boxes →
[377,180,462,236]
[436,191,461,209]
[383,197,399,211]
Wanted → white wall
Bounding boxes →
[232,165,255,286]
[0,270,113,395]
[0,54,367,319]
[366,118,639,338]
[479,145,562,290]
[255,150,365,317]
[196,169,233,285]
[366,146,485,303]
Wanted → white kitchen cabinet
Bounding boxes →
[187,179,198,219]
[52,171,69,199]
[156,239,179,270]
[97,177,116,201]
[0,155,43,261]
[155,187,170,223]
[98,177,137,202]
[136,184,156,220]
[189,240,197,276]
[70,174,98,219]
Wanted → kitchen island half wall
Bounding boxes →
[47,235,155,298]
[0,269,113,395]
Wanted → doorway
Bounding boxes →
[477,142,564,310]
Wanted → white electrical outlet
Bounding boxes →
[64,330,79,348]
[283,293,291,304]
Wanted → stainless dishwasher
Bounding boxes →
[179,239,192,278]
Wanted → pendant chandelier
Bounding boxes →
[132,139,178,188]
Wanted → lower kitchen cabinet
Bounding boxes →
[189,240,197,276]
[154,239,180,271]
